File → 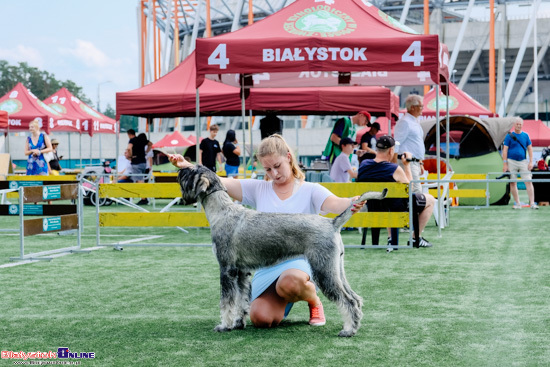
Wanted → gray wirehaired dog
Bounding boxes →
[177,165,386,337]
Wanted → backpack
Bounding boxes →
[537,159,548,171]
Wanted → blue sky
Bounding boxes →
[0,0,140,111]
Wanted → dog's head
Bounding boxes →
[177,165,226,205]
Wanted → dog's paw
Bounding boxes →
[214,325,232,332]
[233,318,246,330]
[338,329,356,337]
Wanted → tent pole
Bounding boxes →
[241,81,247,179]
[79,133,82,170]
[435,84,441,237]
[195,88,200,166]
[90,134,93,166]
[446,87,451,227]
[195,87,201,211]
[99,134,102,162]
[115,122,119,182]
[295,116,299,162]
[68,132,71,164]
[446,90,450,175]
[249,109,253,168]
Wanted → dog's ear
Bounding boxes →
[195,175,211,196]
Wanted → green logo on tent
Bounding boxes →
[285,6,356,37]
[38,100,61,115]
[80,103,101,118]
[0,99,23,114]
[49,103,67,114]
[427,96,459,111]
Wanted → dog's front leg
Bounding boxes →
[214,266,240,332]
[233,270,252,330]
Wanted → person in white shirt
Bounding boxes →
[394,95,426,194]
[329,137,358,183]
[169,134,365,330]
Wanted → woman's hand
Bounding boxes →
[168,154,194,169]
[32,149,41,157]
[350,195,366,213]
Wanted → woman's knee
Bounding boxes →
[249,304,283,328]
[276,271,310,300]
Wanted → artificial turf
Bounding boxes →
[1,196,549,366]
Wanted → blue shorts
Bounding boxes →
[225,164,239,177]
[251,257,313,317]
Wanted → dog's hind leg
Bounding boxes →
[308,247,363,337]
[335,254,363,337]
[215,266,241,332]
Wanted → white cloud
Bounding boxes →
[60,39,110,68]
[0,45,43,68]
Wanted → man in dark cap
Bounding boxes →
[322,111,370,164]
[359,121,381,160]
[356,135,435,248]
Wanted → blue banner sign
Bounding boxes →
[9,181,42,189]
[8,205,44,215]
[42,217,62,232]
[42,186,61,200]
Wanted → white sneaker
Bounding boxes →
[513,204,522,209]
[530,203,539,210]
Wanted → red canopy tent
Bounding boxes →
[152,131,196,155]
[520,120,550,147]
[45,88,117,136]
[116,52,243,120]
[152,131,194,149]
[249,85,399,117]
[0,83,78,133]
[116,52,400,119]
[186,134,203,145]
[195,0,449,172]
[195,0,449,89]
[0,111,7,129]
[413,82,496,119]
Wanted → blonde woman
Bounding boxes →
[24,119,53,175]
[169,134,364,330]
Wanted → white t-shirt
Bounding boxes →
[240,179,333,215]
[117,155,131,174]
[145,147,154,169]
[330,153,352,182]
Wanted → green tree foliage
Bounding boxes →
[119,114,138,132]
[0,60,92,105]
[102,103,116,119]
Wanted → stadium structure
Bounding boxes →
[133,0,550,152]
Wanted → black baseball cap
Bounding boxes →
[370,122,381,130]
[376,135,399,149]
[340,137,357,147]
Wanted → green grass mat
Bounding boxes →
[1,194,549,366]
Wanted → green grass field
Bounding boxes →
[1,195,549,366]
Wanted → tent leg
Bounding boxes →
[241,83,247,179]
[435,84,441,238]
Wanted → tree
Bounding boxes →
[102,104,116,119]
[0,60,92,105]
[119,115,138,132]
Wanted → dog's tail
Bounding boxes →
[332,189,387,229]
